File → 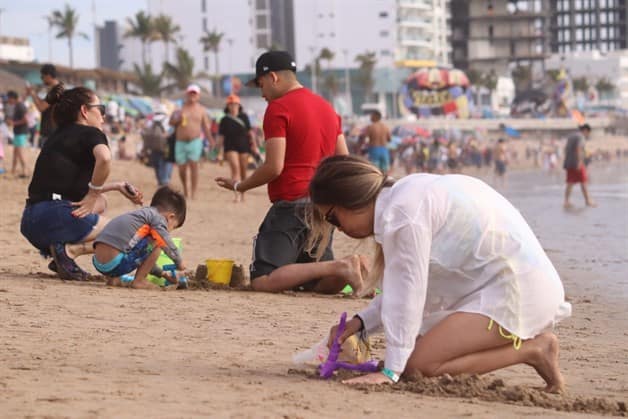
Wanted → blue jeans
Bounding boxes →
[150,150,173,185]
[21,200,99,256]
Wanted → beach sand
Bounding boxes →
[0,144,627,418]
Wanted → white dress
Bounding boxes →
[357,174,572,372]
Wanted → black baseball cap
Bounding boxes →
[246,50,297,87]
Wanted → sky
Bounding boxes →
[0,0,147,68]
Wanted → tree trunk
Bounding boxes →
[68,37,73,68]
[214,52,221,97]
[141,42,147,66]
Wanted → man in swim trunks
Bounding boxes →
[364,110,391,174]
[169,84,214,199]
[563,123,596,208]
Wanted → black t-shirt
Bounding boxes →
[219,113,251,143]
[40,83,62,137]
[28,124,109,202]
[12,102,28,135]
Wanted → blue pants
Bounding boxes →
[149,150,173,185]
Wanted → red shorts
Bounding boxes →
[566,166,587,183]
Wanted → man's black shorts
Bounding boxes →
[250,199,333,289]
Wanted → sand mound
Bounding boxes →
[288,369,627,416]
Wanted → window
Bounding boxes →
[255,0,267,9]
[601,27,608,39]
[488,25,494,38]
[380,30,389,37]
[256,14,267,29]
[204,55,209,71]
[380,49,391,56]
[576,29,583,41]
[201,0,206,12]
[203,17,207,31]
[600,13,607,24]
[256,34,269,48]
[379,11,388,18]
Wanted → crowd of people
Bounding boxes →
[7,54,615,394]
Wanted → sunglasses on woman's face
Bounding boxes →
[86,103,106,116]
[324,206,341,228]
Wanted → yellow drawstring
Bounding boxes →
[488,319,522,350]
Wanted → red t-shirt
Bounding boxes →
[263,87,341,202]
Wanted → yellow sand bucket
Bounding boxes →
[205,259,234,285]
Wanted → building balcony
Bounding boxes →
[398,1,432,11]
[470,52,548,61]
[467,12,547,21]
[399,19,433,30]
[469,34,547,41]
[400,38,434,49]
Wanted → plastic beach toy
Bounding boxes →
[319,312,380,379]
[162,263,188,289]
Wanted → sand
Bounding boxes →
[1,143,627,418]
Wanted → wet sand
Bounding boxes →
[0,145,627,418]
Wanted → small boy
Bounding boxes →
[93,186,186,289]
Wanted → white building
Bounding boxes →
[117,0,452,78]
[396,0,451,67]
[0,36,34,62]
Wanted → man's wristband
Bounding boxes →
[88,182,104,191]
[381,367,400,383]
[233,181,241,192]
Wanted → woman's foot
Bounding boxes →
[338,255,367,296]
[49,244,89,281]
[527,332,565,393]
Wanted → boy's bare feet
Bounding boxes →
[106,277,123,287]
[527,332,565,394]
[586,200,597,207]
[131,279,161,290]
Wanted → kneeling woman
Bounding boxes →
[21,86,142,280]
[307,155,571,392]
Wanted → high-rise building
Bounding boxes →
[449,0,550,76]
[96,21,121,71]
[252,0,295,63]
[396,0,451,67]
[549,0,627,53]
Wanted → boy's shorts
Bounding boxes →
[13,133,29,148]
[93,237,154,277]
[175,138,203,164]
[250,199,333,290]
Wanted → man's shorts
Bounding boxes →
[13,133,28,148]
[175,138,203,164]
[566,166,587,183]
[368,146,390,172]
[92,237,154,277]
[250,199,334,289]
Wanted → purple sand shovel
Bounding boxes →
[319,312,380,379]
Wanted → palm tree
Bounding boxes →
[200,30,224,97]
[124,11,156,66]
[49,4,89,68]
[153,14,180,64]
[572,77,589,93]
[133,63,163,96]
[163,47,197,91]
[43,15,55,61]
[354,51,377,102]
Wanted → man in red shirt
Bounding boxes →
[216,51,365,293]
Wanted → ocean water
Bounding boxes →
[497,162,628,299]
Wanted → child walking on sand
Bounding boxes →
[92,186,187,289]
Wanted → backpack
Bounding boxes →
[141,120,167,152]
